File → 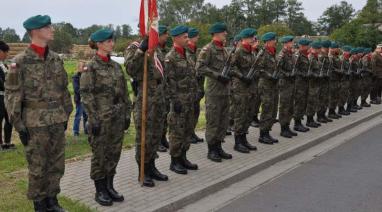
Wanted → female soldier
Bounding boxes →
[80,28,132,206]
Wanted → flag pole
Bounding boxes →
[140,48,149,185]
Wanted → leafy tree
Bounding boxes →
[1,28,20,43]
[258,23,294,37]
[318,1,355,35]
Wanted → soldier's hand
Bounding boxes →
[139,37,149,52]
[92,122,101,136]
[173,101,182,114]
[124,118,131,130]
[18,128,30,146]
[217,75,230,84]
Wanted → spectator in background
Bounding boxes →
[72,61,88,136]
[0,41,14,150]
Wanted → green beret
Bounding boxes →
[239,28,257,39]
[170,25,189,37]
[90,28,114,42]
[233,34,242,42]
[298,38,311,46]
[280,35,294,43]
[330,42,339,48]
[261,32,276,42]
[209,22,227,34]
[310,41,322,49]
[188,27,199,38]
[342,45,352,52]
[23,15,51,30]
[321,40,331,48]
[365,48,372,53]
[159,25,168,36]
[350,48,358,54]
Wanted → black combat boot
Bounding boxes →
[317,112,327,123]
[361,100,371,107]
[207,144,222,162]
[137,161,155,187]
[170,156,188,174]
[353,100,362,110]
[149,159,169,181]
[338,106,350,116]
[157,143,167,152]
[241,134,257,150]
[306,116,320,128]
[268,132,279,143]
[321,110,333,122]
[234,134,250,153]
[251,116,260,128]
[280,125,293,138]
[192,133,204,143]
[346,102,357,113]
[161,134,169,149]
[46,196,66,212]
[217,142,233,159]
[94,179,113,206]
[287,125,298,136]
[328,109,340,119]
[181,150,198,170]
[258,130,274,145]
[34,200,47,212]
[294,119,310,132]
[105,175,124,202]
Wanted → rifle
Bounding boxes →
[319,58,326,78]
[271,59,282,79]
[356,60,363,76]
[291,53,301,77]
[326,57,333,77]
[346,60,352,76]
[221,46,237,78]
[246,49,264,80]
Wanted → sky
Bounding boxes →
[1,0,367,37]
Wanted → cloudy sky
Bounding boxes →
[2,0,366,37]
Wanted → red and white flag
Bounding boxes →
[139,0,159,51]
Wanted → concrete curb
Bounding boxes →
[153,108,382,212]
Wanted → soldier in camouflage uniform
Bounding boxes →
[257,32,279,144]
[317,40,333,123]
[327,42,343,119]
[165,25,198,174]
[306,41,322,128]
[125,35,169,186]
[339,45,352,115]
[196,22,233,162]
[360,48,373,107]
[293,38,311,133]
[371,44,382,104]
[348,48,363,112]
[277,35,298,138]
[5,15,72,211]
[230,28,258,153]
[250,38,261,128]
[80,29,132,206]
[186,27,204,144]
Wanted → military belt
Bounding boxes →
[23,100,61,109]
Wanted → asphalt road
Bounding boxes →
[219,123,382,212]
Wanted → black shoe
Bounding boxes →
[250,118,259,128]
[94,179,113,206]
[217,142,233,159]
[338,106,350,116]
[258,130,274,145]
[226,130,232,136]
[370,99,378,104]
[46,196,66,212]
[137,162,155,187]
[157,143,167,152]
[280,125,293,138]
[294,119,310,132]
[161,135,169,149]
[317,113,328,123]
[149,159,169,181]
[346,103,357,113]
[34,200,47,212]
[241,134,257,151]
[193,133,204,143]
[268,132,279,143]
[170,157,188,174]
[105,175,124,202]
[181,152,198,170]
[361,100,371,107]
[306,116,320,128]
[328,109,339,119]
[234,134,250,153]
[287,125,298,136]
[207,144,222,162]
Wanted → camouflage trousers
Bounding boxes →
[168,101,194,157]
[89,115,125,180]
[192,98,202,132]
[361,74,373,101]
[318,78,330,114]
[329,78,341,109]
[273,88,279,121]
[258,78,277,131]
[25,123,65,201]
[293,76,308,120]
[205,95,229,145]
[232,92,253,134]
[339,77,350,107]
[251,79,261,119]
[306,78,321,116]
[134,87,166,163]
[162,99,170,138]
[278,78,295,126]
[349,77,362,104]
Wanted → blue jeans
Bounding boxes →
[73,103,88,135]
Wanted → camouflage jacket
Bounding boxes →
[341,56,352,77]
[4,47,73,131]
[361,55,373,75]
[318,54,330,78]
[349,56,361,77]
[294,51,309,77]
[196,41,229,96]
[328,53,342,79]
[165,47,197,104]
[80,55,131,124]
[257,48,277,80]
[277,48,294,78]
[186,45,204,97]
[372,52,382,78]
[231,45,256,93]
[308,54,321,78]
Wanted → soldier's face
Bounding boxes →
[299,45,309,51]
[97,39,114,53]
[189,36,199,44]
[267,40,276,48]
[0,50,8,60]
[33,25,54,42]
[213,31,228,42]
[174,33,189,48]
[242,37,254,45]
[159,33,169,45]
[284,41,293,49]
[376,47,381,53]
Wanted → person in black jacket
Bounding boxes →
[72,61,88,136]
[0,41,14,150]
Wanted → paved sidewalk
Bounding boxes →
[61,104,382,212]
